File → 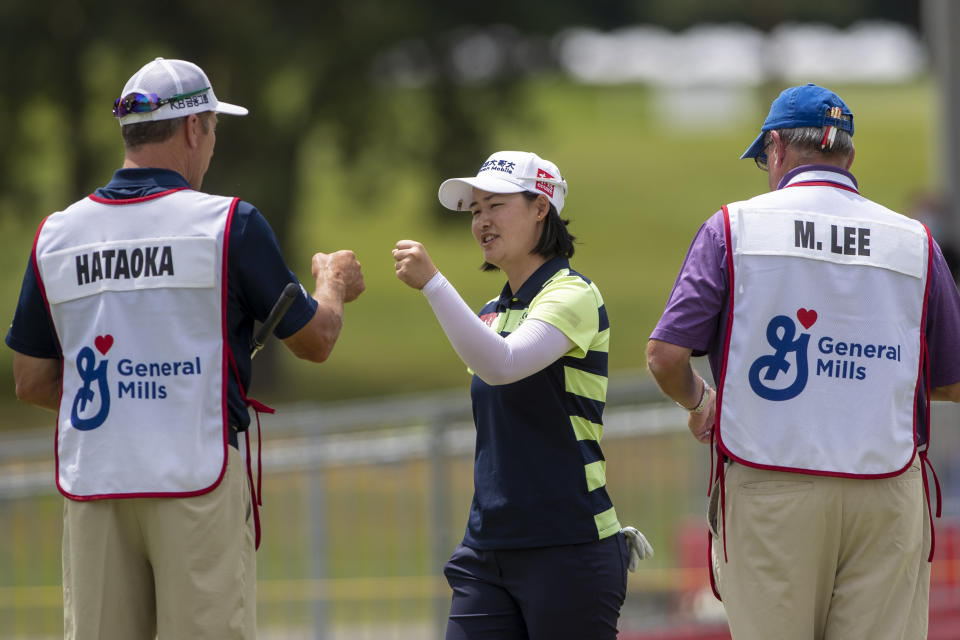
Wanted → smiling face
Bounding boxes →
[469,188,548,284]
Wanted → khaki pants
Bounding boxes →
[62,446,256,640]
[710,457,929,640]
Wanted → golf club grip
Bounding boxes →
[251,282,300,354]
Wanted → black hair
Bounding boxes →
[480,191,577,272]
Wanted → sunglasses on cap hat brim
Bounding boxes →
[113,87,210,118]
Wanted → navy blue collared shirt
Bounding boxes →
[465,256,619,549]
[6,168,318,443]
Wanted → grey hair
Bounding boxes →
[767,126,854,160]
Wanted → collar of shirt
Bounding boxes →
[495,255,570,310]
[94,167,191,200]
[777,164,859,192]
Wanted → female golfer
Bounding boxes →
[393,151,648,639]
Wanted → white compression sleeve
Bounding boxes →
[421,272,575,385]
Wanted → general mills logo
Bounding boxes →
[70,335,113,431]
[748,309,817,401]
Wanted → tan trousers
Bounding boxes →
[711,457,929,640]
[62,446,256,640]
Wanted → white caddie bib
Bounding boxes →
[34,188,235,498]
[718,172,931,477]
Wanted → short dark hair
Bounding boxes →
[481,191,577,272]
[120,112,213,149]
[121,117,184,149]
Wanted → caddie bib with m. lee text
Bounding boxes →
[718,171,931,477]
[34,188,235,499]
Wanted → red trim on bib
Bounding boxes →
[917,225,938,561]
[33,217,71,500]
[715,452,916,480]
[921,450,941,562]
[710,205,738,566]
[49,192,232,501]
[716,197,924,480]
[221,196,275,550]
[220,199,236,491]
[87,187,188,205]
[784,180,859,194]
[227,348,274,550]
[712,204,937,579]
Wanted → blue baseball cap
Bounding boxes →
[740,83,854,160]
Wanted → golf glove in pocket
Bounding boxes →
[620,526,654,572]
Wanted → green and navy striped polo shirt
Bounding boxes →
[463,256,620,550]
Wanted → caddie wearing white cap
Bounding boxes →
[393,151,653,639]
[6,57,365,639]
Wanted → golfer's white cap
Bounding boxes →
[438,151,568,214]
[114,57,248,125]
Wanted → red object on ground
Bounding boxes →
[621,625,730,640]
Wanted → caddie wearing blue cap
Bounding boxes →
[647,84,960,639]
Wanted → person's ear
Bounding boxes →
[184,114,202,149]
[537,194,550,220]
[770,130,784,169]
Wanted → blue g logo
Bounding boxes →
[71,346,111,430]
[748,315,810,401]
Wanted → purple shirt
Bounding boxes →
[651,166,960,393]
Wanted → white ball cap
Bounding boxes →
[116,57,249,125]
[438,151,568,214]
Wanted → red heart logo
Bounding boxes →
[796,309,818,330]
[94,335,114,355]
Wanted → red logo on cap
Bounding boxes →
[535,169,555,198]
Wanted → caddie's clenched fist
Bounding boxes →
[688,387,717,444]
[393,240,438,290]
[312,250,365,303]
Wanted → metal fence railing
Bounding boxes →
[1,375,959,639]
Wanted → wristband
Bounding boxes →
[679,380,711,414]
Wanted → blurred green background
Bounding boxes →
[0,2,953,637]
[281,79,937,398]
[0,2,935,429]
[0,77,937,425]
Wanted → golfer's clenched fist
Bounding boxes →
[393,240,438,290]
